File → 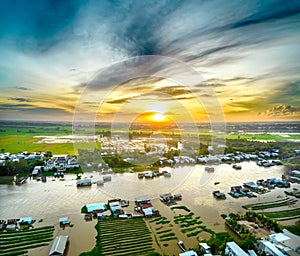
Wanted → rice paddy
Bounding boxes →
[242,198,297,210]
[97,218,155,256]
[0,225,54,256]
[263,208,300,221]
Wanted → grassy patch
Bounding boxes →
[0,176,14,185]
[243,198,297,210]
[80,218,155,256]
[171,205,191,212]
[263,208,300,219]
[0,226,54,255]
[284,221,300,235]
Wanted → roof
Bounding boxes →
[179,250,198,256]
[86,203,106,213]
[226,241,249,256]
[142,208,153,216]
[248,249,258,256]
[270,233,290,243]
[49,235,68,256]
[59,217,70,224]
[199,243,210,250]
[141,203,153,209]
[260,240,286,256]
[19,217,32,223]
[135,196,150,202]
[32,166,41,175]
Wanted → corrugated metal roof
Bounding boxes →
[226,241,249,256]
[49,235,68,256]
[86,203,106,212]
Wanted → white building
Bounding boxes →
[225,241,249,256]
[49,235,68,256]
[259,240,286,256]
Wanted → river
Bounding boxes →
[0,161,299,255]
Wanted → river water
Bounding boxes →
[0,161,299,255]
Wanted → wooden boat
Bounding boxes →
[177,240,187,252]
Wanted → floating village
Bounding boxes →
[1,144,300,256]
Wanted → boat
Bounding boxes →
[212,190,226,199]
[214,182,220,185]
[42,176,47,182]
[204,166,214,172]
[15,177,27,185]
[177,240,188,252]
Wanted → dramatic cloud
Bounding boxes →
[0,0,299,121]
[8,97,31,102]
[258,104,300,117]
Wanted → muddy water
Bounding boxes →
[0,162,299,255]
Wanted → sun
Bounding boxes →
[150,112,167,122]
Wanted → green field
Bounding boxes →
[242,198,298,211]
[1,121,300,156]
[0,225,54,256]
[0,135,76,154]
[0,176,14,185]
[81,218,155,256]
[263,208,300,220]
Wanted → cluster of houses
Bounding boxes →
[138,170,171,179]
[283,170,300,184]
[257,178,290,189]
[227,177,290,199]
[196,232,300,256]
[82,197,160,220]
[46,154,79,170]
[0,217,34,231]
[198,149,281,165]
[223,231,300,256]
[229,186,257,198]
[0,152,44,164]
[76,175,112,187]
[159,193,182,205]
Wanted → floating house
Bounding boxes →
[243,182,259,192]
[204,166,214,172]
[135,196,151,205]
[6,224,17,231]
[59,217,70,225]
[76,179,92,186]
[49,235,68,256]
[174,194,182,200]
[103,175,111,182]
[213,190,226,199]
[108,199,123,216]
[86,203,107,213]
[232,164,242,170]
[19,217,32,225]
[96,179,104,186]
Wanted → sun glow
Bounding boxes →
[150,112,167,122]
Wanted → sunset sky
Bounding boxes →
[0,0,299,122]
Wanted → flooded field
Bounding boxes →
[0,161,299,255]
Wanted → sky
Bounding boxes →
[0,0,300,123]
